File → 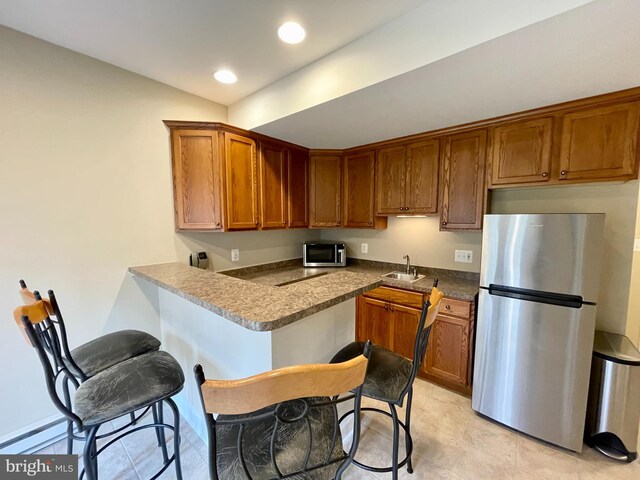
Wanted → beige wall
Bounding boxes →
[625,192,640,347]
[0,27,315,441]
[321,217,483,272]
[176,229,319,272]
[491,182,639,335]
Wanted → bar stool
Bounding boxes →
[19,281,161,380]
[14,300,185,480]
[330,286,443,480]
[193,341,372,480]
[19,281,162,454]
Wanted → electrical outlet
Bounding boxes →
[455,249,473,263]
[361,243,368,254]
[231,249,240,262]
[635,239,640,252]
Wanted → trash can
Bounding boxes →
[585,331,640,462]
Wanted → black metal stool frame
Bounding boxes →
[336,290,440,479]
[18,305,181,480]
[194,342,373,480]
[21,283,160,456]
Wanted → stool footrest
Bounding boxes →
[339,406,413,473]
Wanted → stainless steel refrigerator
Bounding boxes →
[472,213,605,452]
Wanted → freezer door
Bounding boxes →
[480,214,604,302]
[472,289,596,452]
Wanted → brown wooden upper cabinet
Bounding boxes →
[309,152,342,227]
[342,150,383,228]
[440,129,487,231]
[376,139,439,215]
[287,147,309,228]
[224,132,259,230]
[489,117,553,186]
[559,101,640,181]
[258,141,310,229]
[171,129,224,230]
[259,141,288,229]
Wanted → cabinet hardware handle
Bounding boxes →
[445,304,451,310]
[384,303,388,310]
[215,222,220,226]
[390,306,394,312]
[560,170,567,176]
[442,221,447,226]
[541,172,548,177]
[368,221,373,225]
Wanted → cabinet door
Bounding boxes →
[376,145,406,214]
[391,304,421,361]
[441,129,487,231]
[171,130,223,230]
[356,296,391,351]
[559,101,640,181]
[406,139,439,213]
[343,150,376,227]
[259,141,288,229]
[424,314,471,387]
[287,147,309,228]
[224,132,258,230]
[309,154,342,227]
[489,118,553,186]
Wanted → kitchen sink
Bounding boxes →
[382,271,426,283]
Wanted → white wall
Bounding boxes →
[491,182,639,334]
[0,26,314,441]
[625,191,640,347]
[175,229,318,273]
[0,25,222,438]
[322,217,482,272]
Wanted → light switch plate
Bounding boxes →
[361,243,368,254]
[635,239,640,252]
[231,249,240,262]
[455,249,473,263]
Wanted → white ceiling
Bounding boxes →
[255,0,640,148]
[0,0,424,105]
[2,0,635,150]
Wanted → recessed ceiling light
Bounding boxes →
[213,69,237,84]
[278,21,306,44]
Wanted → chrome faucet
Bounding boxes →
[403,254,411,275]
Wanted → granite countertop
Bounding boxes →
[129,262,383,332]
[129,259,479,332]
[223,258,479,301]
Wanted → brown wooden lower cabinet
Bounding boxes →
[422,313,473,396]
[356,287,474,396]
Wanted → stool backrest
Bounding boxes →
[19,281,86,380]
[13,301,82,427]
[194,342,372,480]
[405,286,443,396]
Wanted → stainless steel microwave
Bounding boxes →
[303,243,347,267]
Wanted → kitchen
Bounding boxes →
[2,1,640,480]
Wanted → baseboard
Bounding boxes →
[0,415,68,454]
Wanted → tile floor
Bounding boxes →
[36,378,640,480]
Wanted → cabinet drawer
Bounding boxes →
[364,286,425,309]
[437,297,472,318]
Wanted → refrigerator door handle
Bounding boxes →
[488,284,586,309]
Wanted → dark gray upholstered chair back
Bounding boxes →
[194,341,372,480]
